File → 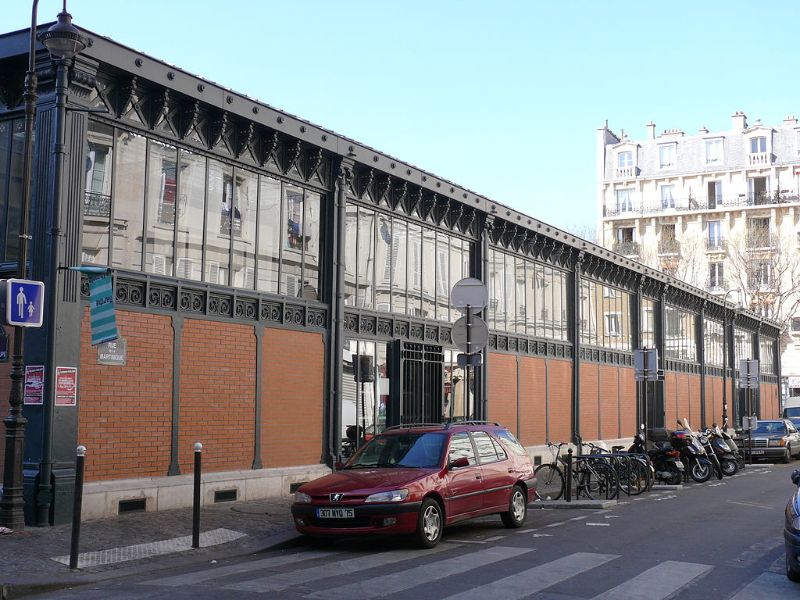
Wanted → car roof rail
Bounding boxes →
[383,423,446,432]
[444,419,500,429]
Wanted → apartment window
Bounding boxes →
[617,151,633,168]
[709,262,724,289]
[707,180,722,209]
[660,185,675,209]
[604,313,621,336]
[707,220,721,248]
[616,188,634,213]
[659,144,676,169]
[705,138,723,165]
[750,136,767,153]
[749,262,773,289]
[792,317,800,333]
[796,130,800,156]
[748,217,771,247]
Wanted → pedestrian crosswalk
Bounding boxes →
[138,544,797,600]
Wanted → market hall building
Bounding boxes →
[0,23,781,525]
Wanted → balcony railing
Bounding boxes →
[84,191,111,218]
[658,238,681,255]
[706,237,726,252]
[746,234,777,250]
[604,191,800,217]
[615,166,638,179]
[705,279,727,292]
[613,240,639,256]
[748,152,771,166]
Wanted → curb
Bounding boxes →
[529,499,617,509]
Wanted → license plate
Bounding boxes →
[317,507,354,518]
[751,450,764,455]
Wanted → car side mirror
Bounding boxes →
[792,470,800,486]
[449,456,470,469]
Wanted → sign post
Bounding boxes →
[450,278,489,420]
[739,359,759,464]
[634,348,661,446]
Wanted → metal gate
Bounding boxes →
[387,341,444,426]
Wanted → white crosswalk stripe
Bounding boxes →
[222,544,453,593]
[440,552,619,600]
[143,549,337,587]
[304,546,532,599]
[590,560,712,600]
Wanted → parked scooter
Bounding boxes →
[669,420,715,483]
[629,429,683,485]
[716,424,746,471]
[703,425,739,476]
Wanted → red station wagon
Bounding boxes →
[291,422,537,547]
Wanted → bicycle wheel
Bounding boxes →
[579,462,618,500]
[624,457,650,496]
[533,463,564,500]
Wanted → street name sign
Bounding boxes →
[4,278,44,327]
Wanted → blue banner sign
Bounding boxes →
[89,274,118,345]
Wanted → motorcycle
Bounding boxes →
[669,420,715,483]
[716,424,746,471]
[629,428,683,486]
[704,425,739,476]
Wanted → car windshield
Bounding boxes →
[752,422,786,435]
[347,432,446,469]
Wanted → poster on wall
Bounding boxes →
[55,366,78,407]
[23,365,44,405]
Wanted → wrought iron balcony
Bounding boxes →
[84,191,111,217]
[613,240,639,256]
[746,233,777,250]
[706,238,726,252]
[658,238,680,255]
[604,192,800,219]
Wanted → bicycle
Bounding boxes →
[533,442,568,500]
[572,442,619,501]
[581,440,649,497]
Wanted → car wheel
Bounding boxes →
[415,498,443,549]
[501,485,528,528]
[783,448,791,464]
[787,549,800,582]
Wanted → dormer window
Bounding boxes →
[750,136,767,153]
[705,138,723,165]
[618,151,633,168]
[659,143,676,169]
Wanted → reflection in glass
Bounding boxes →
[145,139,177,276]
[303,192,321,299]
[82,121,113,265]
[232,169,257,289]
[391,219,407,314]
[435,232,449,322]
[5,121,25,261]
[376,213,392,311]
[422,227,436,318]
[357,208,375,309]
[175,149,205,281]
[256,177,281,293]
[282,183,303,296]
[449,237,463,324]
[204,159,232,285]
[407,223,422,316]
[344,204,358,306]
[515,256,525,334]
[112,131,146,271]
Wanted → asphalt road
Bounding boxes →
[28,462,799,599]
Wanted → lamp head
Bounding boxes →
[39,10,86,60]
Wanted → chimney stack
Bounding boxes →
[732,111,747,130]
[784,115,798,126]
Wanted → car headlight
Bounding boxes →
[769,439,786,447]
[364,489,409,503]
[294,491,311,503]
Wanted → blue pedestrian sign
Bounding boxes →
[5,278,44,327]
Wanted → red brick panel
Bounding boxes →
[761,383,779,419]
[619,367,636,438]
[0,328,13,479]
[518,356,546,446]
[664,372,677,427]
[262,328,324,468]
[548,360,572,443]
[179,319,256,473]
[675,373,690,426]
[487,353,518,433]
[599,365,619,440]
[705,376,722,427]
[78,309,173,481]
[688,374,701,428]
[579,363,599,440]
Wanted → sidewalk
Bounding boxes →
[0,496,300,599]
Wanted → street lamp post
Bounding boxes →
[721,288,739,430]
[0,2,85,530]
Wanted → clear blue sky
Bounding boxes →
[6,1,798,235]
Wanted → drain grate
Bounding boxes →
[214,489,237,503]
[118,498,147,514]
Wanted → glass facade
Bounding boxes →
[703,318,724,366]
[640,297,656,349]
[734,327,753,365]
[344,203,471,321]
[488,247,570,340]
[760,337,775,374]
[579,280,631,350]
[664,305,696,361]
[81,120,323,297]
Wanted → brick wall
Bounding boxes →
[579,363,599,440]
[487,353,518,433]
[598,365,620,440]
[688,374,701,427]
[179,319,256,473]
[676,373,690,427]
[664,371,677,426]
[761,382,779,418]
[619,367,636,437]
[262,328,324,468]
[705,376,722,426]
[548,359,572,442]
[78,309,173,481]
[518,356,546,446]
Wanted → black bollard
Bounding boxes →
[69,445,87,570]
[192,442,202,548]
[565,449,573,503]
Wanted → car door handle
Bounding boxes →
[475,474,482,480]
